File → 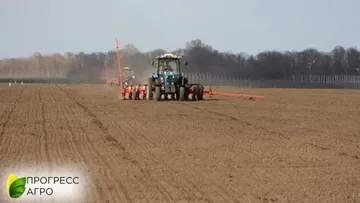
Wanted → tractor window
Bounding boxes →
[159,60,179,74]
[123,69,132,78]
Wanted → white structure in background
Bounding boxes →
[9,82,11,86]
[15,80,17,84]
[21,81,24,85]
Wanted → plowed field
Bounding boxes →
[0,84,359,203]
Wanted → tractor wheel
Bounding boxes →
[155,86,161,101]
[132,89,137,100]
[175,89,180,101]
[179,87,186,101]
[146,86,152,100]
[197,88,203,100]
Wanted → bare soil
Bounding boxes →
[0,84,359,203]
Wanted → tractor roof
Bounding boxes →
[157,53,183,59]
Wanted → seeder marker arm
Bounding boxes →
[203,87,265,99]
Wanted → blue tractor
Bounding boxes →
[146,54,189,101]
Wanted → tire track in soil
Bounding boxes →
[155,103,245,202]
[126,100,263,201]
[34,87,44,163]
[55,86,130,202]
[0,86,25,162]
[50,88,87,166]
[69,88,216,202]
[83,86,247,202]
[97,114,186,202]
[186,103,360,162]
[38,87,51,166]
[14,99,32,169]
[57,85,175,202]
[48,86,120,201]
[178,103,293,190]
[187,102,285,202]
[0,86,32,170]
[0,87,11,103]
[124,120,233,203]
[180,102,360,197]
[0,87,16,128]
[93,104,209,202]
[45,86,64,166]
[68,87,177,202]
[72,89,237,202]
[74,95,172,203]
[186,104,291,140]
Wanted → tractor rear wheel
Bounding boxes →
[179,87,186,101]
[175,89,180,101]
[155,86,161,101]
[146,86,152,100]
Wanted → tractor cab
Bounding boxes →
[151,53,187,77]
[122,66,135,86]
[158,60,179,75]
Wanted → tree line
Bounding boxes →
[1,39,359,81]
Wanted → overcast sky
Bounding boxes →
[1,0,359,58]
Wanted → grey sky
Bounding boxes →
[1,0,359,58]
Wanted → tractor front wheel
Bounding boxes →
[179,87,186,101]
[155,86,161,101]
[175,89,180,101]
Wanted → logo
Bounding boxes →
[5,172,83,201]
[7,173,27,198]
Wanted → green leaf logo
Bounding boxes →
[7,174,27,198]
